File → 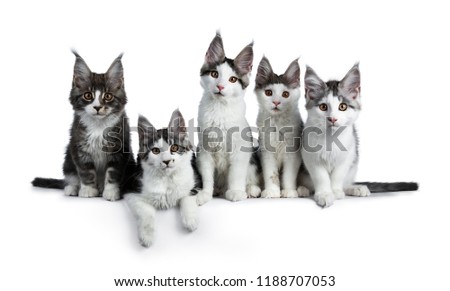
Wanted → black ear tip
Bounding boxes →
[71,49,81,59]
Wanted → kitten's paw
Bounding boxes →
[332,189,346,199]
[182,215,199,232]
[261,188,281,198]
[196,190,213,206]
[246,185,261,198]
[297,186,311,197]
[78,185,99,198]
[314,192,335,208]
[281,189,298,198]
[103,184,120,201]
[345,185,371,197]
[225,190,247,202]
[138,223,154,247]
[64,185,79,196]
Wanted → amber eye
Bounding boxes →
[151,148,160,155]
[229,76,238,83]
[319,103,328,111]
[339,103,348,111]
[83,92,93,101]
[282,91,290,98]
[170,144,179,152]
[104,93,114,102]
[265,90,273,96]
[210,71,219,78]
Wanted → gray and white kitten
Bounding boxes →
[125,109,201,247]
[255,56,309,198]
[195,32,261,205]
[32,51,136,201]
[300,64,418,207]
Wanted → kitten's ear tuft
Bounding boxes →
[169,109,187,137]
[205,33,225,66]
[234,42,254,75]
[72,50,91,88]
[339,63,360,99]
[304,66,325,100]
[282,58,300,88]
[255,56,273,88]
[138,115,155,149]
[106,54,124,90]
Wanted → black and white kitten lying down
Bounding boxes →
[32,51,136,201]
[125,110,202,247]
[300,64,418,207]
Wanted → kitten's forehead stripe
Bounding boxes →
[306,80,361,110]
[200,58,249,89]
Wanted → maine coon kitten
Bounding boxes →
[255,56,309,198]
[300,64,418,207]
[125,110,201,247]
[32,51,135,201]
[196,32,261,205]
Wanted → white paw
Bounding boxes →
[103,184,121,201]
[196,190,213,206]
[314,192,335,207]
[225,189,247,202]
[246,185,261,198]
[138,223,154,247]
[345,185,371,197]
[261,188,281,198]
[281,189,298,198]
[64,185,79,196]
[182,215,199,232]
[297,186,310,197]
[78,185,99,198]
[333,188,346,199]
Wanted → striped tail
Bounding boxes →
[31,178,65,189]
[355,182,418,193]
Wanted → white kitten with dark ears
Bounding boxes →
[196,32,261,205]
[300,64,418,207]
[255,56,309,198]
[125,110,201,247]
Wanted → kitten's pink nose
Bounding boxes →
[217,85,224,91]
[273,100,281,106]
[328,117,338,124]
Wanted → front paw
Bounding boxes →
[196,190,213,206]
[103,184,121,201]
[246,185,261,198]
[345,185,371,197]
[332,188,345,199]
[225,189,247,202]
[64,185,79,196]
[261,188,281,198]
[182,215,199,232]
[78,185,99,198]
[281,189,298,198]
[314,191,335,207]
[138,223,154,248]
[297,186,311,197]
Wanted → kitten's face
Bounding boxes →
[200,33,253,99]
[304,64,361,129]
[255,57,300,115]
[70,52,127,119]
[138,110,193,173]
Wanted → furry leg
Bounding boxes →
[260,151,281,198]
[196,151,215,205]
[179,196,199,231]
[281,153,301,198]
[225,152,250,202]
[125,194,156,247]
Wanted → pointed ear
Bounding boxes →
[282,58,300,88]
[72,50,91,88]
[138,115,156,150]
[234,42,253,75]
[168,109,187,138]
[205,32,225,66]
[106,53,124,90]
[304,66,325,100]
[339,63,360,99]
[255,56,273,88]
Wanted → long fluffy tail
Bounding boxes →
[31,178,65,189]
[355,182,418,193]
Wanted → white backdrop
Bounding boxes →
[1,0,448,290]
